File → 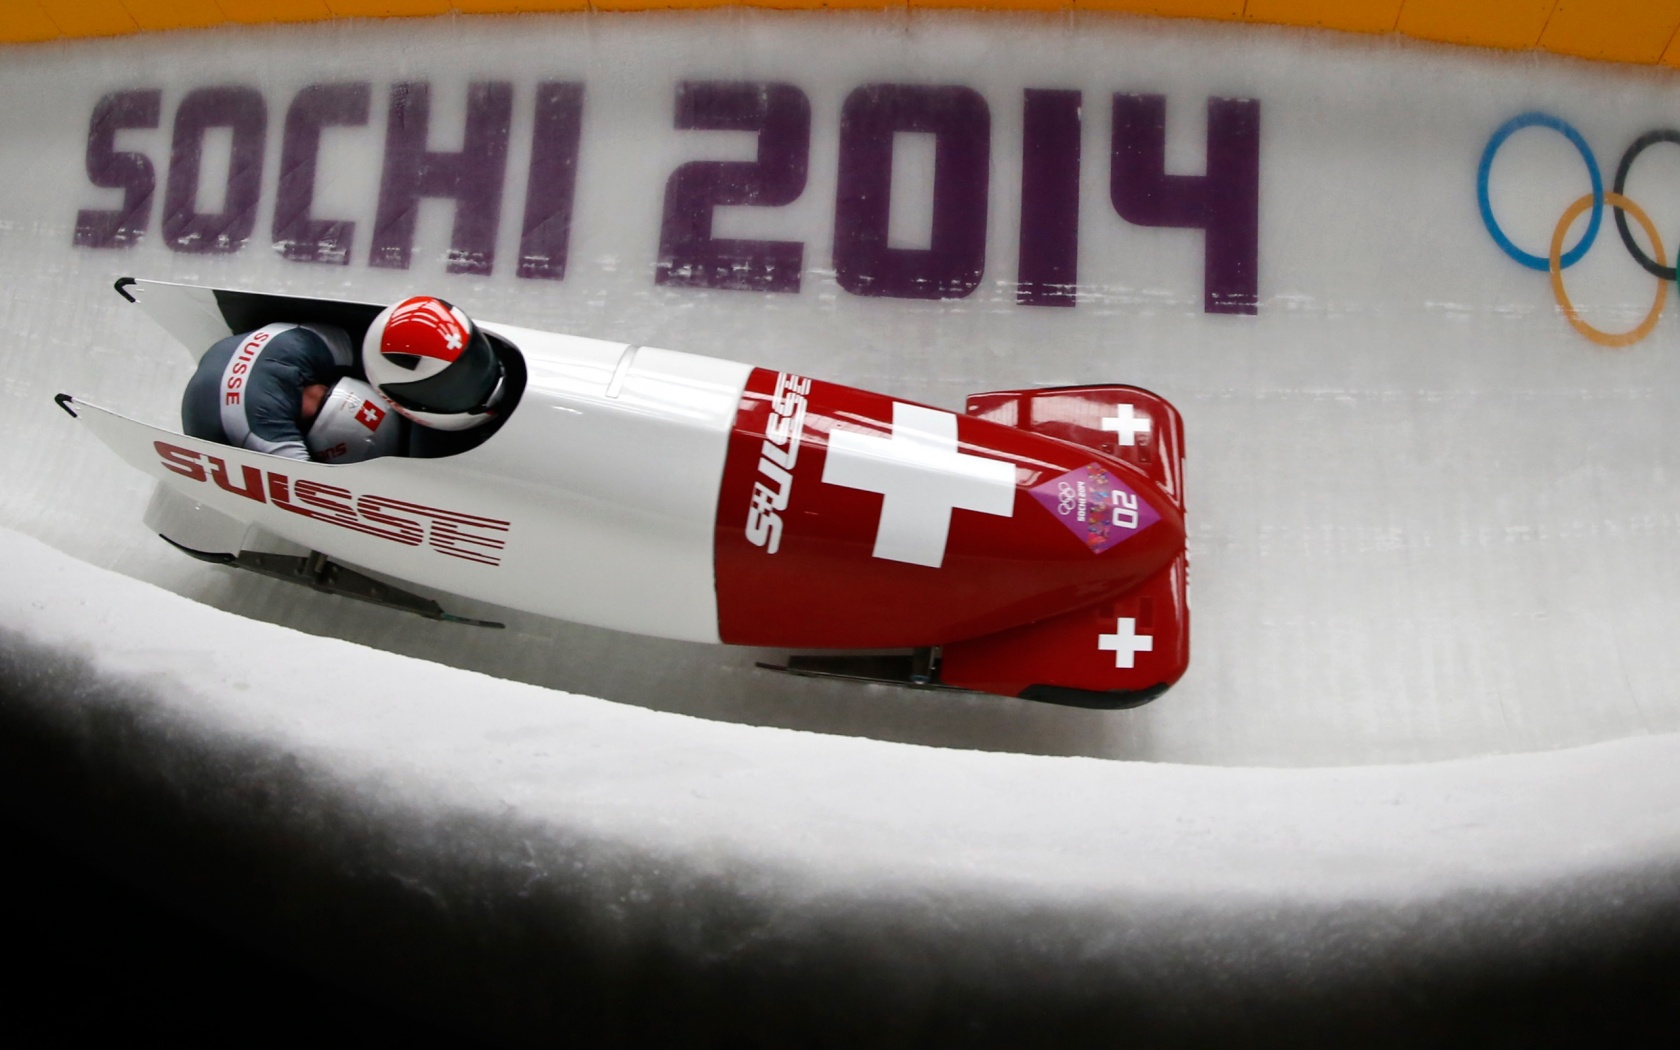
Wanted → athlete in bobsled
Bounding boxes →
[74,276,1191,703]
[180,295,506,464]
[362,295,509,433]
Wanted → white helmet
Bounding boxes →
[362,296,505,432]
[306,378,404,464]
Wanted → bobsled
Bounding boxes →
[61,278,1189,709]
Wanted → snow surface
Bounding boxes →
[6,515,1680,1040]
[8,520,1680,897]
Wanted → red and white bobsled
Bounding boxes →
[62,279,1189,709]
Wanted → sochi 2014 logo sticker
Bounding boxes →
[1030,464,1159,554]
[1479,112,1680,348]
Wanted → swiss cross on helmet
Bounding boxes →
[305,377,404,464]
[363,296,505,432]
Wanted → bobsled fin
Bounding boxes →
[120,278,386,363]
[967,385,1184,509]
[938,552,1188,707]
[121,279,235,361]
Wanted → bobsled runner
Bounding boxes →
[61,278,1189,709]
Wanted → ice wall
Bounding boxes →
[5,10,1680,1038]
[8,13,1680,764]
[3,519,1678,1040]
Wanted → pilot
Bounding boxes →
[361,296,507,433]
[182,321,400,464]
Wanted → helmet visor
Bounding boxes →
[379,330,501,415]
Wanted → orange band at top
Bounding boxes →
[4,0,1680,72]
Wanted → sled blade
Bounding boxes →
[757,649,949,689]
[232,550,504,628]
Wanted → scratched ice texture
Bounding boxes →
[4,518,1679,904]
[6,13,1680,771]
[6,11,1680,1037]
[6,516,1680,1042]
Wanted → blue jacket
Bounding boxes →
[182,324,347,461]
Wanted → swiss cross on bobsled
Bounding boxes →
[63,279,1189,709]
[719,370,1189,705]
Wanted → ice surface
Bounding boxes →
[9,15,1680,765]
[4,520,1680,1038]
[5,521,1679,930]
[6,11,1680,1033]
[4,2,1680,859]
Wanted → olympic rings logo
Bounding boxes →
[1478,112,1677,348]
[1057,481,1078,515]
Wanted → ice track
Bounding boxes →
[4,11,1680,1041]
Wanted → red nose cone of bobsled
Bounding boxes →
[714,369,1185,650]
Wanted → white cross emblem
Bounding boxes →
[822,402,1015,568]
[1100,404,1151,446]
[1098,617,1154,668]
[444,330,463,351]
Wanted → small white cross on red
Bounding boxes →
[356,400,385,431]
[1098,617,1153,669]
[1101,404,1151,447]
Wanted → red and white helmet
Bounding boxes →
[362,296,505,432]
[305,378,404,464]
